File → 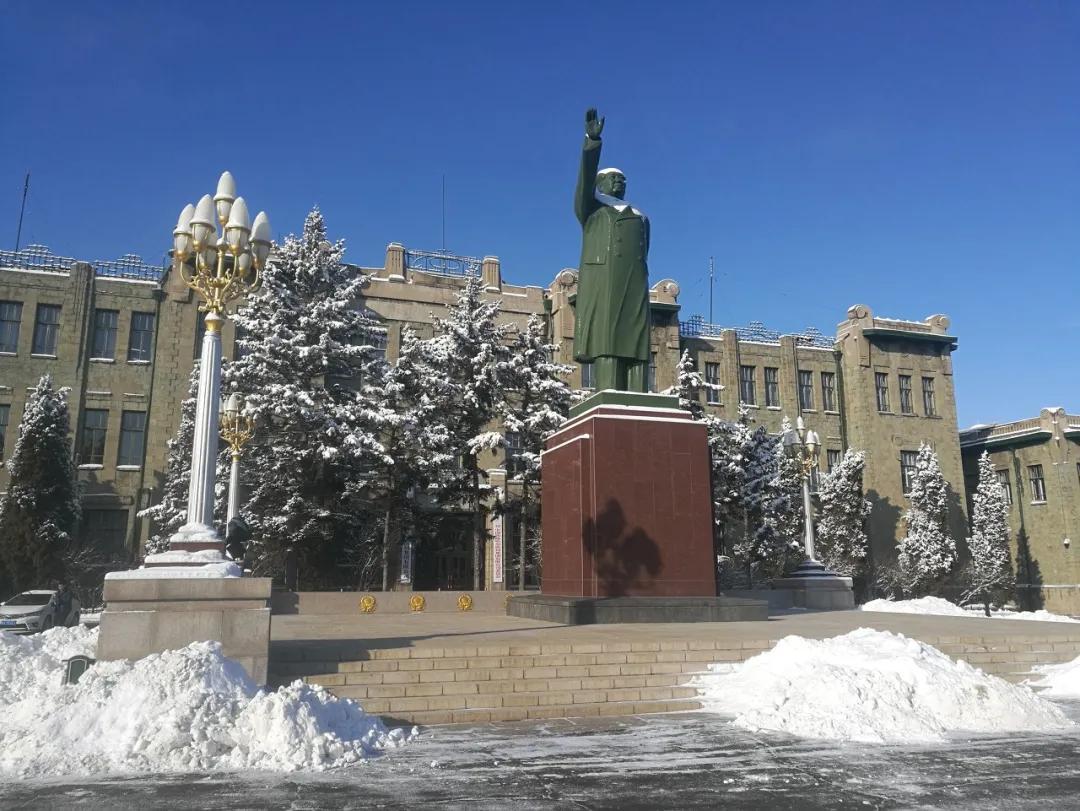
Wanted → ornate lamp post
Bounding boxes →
[220,392,255,527]
[783,415,831,576]
[166,172,269,555]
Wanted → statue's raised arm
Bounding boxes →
[574,108,605,226]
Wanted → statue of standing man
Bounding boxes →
[573,108,651,393]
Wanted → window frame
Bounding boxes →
[580,361,594,390]
[922,376,936,417]
[764,367,780,408]
[91,308,119,360]
[898,374,914,415]
[739,365,756,406]
[875,372,890,412]
[821,371,836,412]
[0,301,22,353]
[798,369,814,410]
[0,403,9,458]
[32,303,61,356]
[81,508,129,554]
[705,362,721,405]
[996,469,1012,506]
[900,450,918,495]
[117,410,147,467]
[1029,464,1047,503]
[79,409,109,466]
[826,448,841,473]
[127,311,155,362]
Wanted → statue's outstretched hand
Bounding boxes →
[585,108,605,140]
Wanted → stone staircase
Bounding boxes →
[271,633,1080,726]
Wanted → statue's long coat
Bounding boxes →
[573,136,650,363]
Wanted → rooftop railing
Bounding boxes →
[0,244,164,282]
[403,248,482,277]
[679,314,834,348]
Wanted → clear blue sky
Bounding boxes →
[2,1,1078,427]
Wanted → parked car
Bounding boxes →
[0,589,80,634]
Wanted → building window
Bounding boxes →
[764,367,780,408]
[996,469,1012,506]
[32,304,61,356]
[798,370,814,410]
[922,377,936,417]
[900,450,918,495]
[82,509,128,554]
[0,301,22,353]
[898,375,914,415]
[821,372,836,412]
[875,372,890,412]
[0,404,8,458]
[1029,464,1047,503]
[368,330,388,363]
[580,361,594,390]
[118,411,146,467]
[739,365,756,405]
[504,431,525,476]
[79,409,109,466]
[826,448,841,473]
[91,309,119,360]
[705,362,721,404]
[648,352,657,393]
[128,312,155,361]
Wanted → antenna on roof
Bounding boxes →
[441,173,446,252]
[708,255,714,323]
[14,172,30,253]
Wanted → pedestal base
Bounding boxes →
[771,566,855,611]
[541,391,717,598]
[97,576,272,685]
[507,594,768,624]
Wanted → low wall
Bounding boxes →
[271,590,520,615]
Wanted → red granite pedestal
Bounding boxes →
[540,392,717,598]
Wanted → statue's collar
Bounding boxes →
[594,189,643,216]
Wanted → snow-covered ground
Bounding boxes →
[691,628,1074,743]
[860,595,1080,623]
[0,627,414,779]
[1030,658,1080,699]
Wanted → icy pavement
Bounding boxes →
[5,708,1080,810]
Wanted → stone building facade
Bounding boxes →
[961,409,1080,613]
[1,242,976,592]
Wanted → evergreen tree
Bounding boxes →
[769,417,806,562]
[498,315,573,590]
[736,422,787,582]
[707,406,752,562]
[0,375,80,591]
[139,363,200,554]
[962,450,1014,615]
[423,274,514,590]
[223,208,386,584]
[666,349,720,420]
[897,442,956,596]
[815,448,871,577]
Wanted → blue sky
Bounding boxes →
[2,1,1078,427]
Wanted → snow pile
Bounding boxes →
[691,629,1072,743]
[0,632,413,778]
[1029,656,1080,699]
[106,549,242,580]
[860,596,1079,623]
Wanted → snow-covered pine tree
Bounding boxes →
[498,315,574,590]
[815,448,871,577]
[897,442,956,596]
[0,375,80,592]
[736,422,788,583]
[138,363,200,554]
[423,273,514,590]
[666,349,721,421]
[708,405,752,563]
[962,450,1014,615]
[223,208,387,585]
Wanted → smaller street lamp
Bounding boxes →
[220,392,255,527]
[783,415,834,577]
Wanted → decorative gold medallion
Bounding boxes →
[457,593,473,612]
[409,594,426,613]
[359,595,377,614]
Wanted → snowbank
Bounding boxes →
[860,597,1079,623]
[1029,657,1080,699]
[691,629,1072,743]
[0,628,413,778]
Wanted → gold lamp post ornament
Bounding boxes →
[220,392,255,527]
[161,172,270,559]
[782,415,835,577]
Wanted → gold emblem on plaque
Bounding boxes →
[457,594,474,612]
[409,594,426,613]
[359,595,377,614]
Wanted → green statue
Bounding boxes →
[573,107,651,392]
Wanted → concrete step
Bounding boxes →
[379,696,704,726]
[326,672,697,700]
